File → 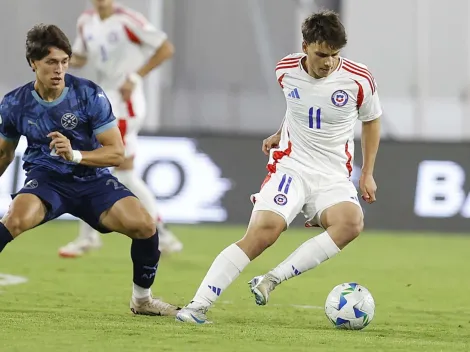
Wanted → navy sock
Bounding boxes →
[131,231,160,289]
[0,222,13,253]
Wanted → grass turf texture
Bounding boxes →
[1,222,469,351]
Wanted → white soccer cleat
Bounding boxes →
[249,274,280,306]
[58,236,102,258]
[158,227,183,254]
[175,306,212,324]
[130,296,180,316]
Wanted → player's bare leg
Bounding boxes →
[176,210,285,324]
[249,201,362,305]
[99,195,180,316]
[59,157,183,258]
[0,194,47,252]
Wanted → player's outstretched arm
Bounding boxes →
[136,39,174,78]
[69,54,87,68]
[0,138,19,177]
[359,117,380,203]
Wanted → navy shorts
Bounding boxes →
[12,169,136,233]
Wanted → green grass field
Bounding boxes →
[1,222,469,351]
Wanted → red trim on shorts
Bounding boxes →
[344,142,353,177]
[118,119,127,144]
[267,140,292,173]
[126,100,136,117]
[260,173,272,189]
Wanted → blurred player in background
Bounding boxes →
[0,24,178,316]
[176,10,381,323]
[59,0,183,258]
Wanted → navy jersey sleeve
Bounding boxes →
[87,87,117,135]
[0,97,21,141]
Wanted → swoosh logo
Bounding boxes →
[190,313,206,324]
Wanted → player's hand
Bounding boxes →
[359,172,377,204]
[262,133,281,156]
[47,132,73,161]
[119,77,136,102]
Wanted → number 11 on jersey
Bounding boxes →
[309,107,321,129]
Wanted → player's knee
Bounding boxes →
[251,222,283,249]
[341,216,363,241]
[3,215,29,237]
[126,212,156,240]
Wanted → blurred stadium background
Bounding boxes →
[1,1,470,351]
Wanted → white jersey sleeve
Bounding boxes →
[275,53,304,88]
[354,65,382,122]
[116,7,167,50]
[72,12,92,57]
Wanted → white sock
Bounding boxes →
[269,231,340,282]
[77,220,99,242]
[132,283,151,299]
[113,169,160,218]
[187,244,250,309]
[114,170,170,236]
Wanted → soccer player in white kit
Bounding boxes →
[58,0,183,257]
[176,10,381,324]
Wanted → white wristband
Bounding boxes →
[71,150,82,164]
[128,72,141,84]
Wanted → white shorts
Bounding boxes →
[251,166,362,228]
[105,84,146,157]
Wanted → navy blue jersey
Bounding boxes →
[0,74,116,180]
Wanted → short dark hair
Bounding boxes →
[25,24,72,66]
[301,10,347,49]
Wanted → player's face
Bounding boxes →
[92,0,114,13]
[32,47,69,90]
[302,42,340,79]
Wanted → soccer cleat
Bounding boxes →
[58,235,102,258]
[158,227,183,254]
[249,274,280,306]
[130,296,180,316]
[175,306,212,324]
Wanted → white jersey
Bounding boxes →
[270,53,382,182]
[72,4,167,92]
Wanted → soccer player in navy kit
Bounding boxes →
[0,24,179,316]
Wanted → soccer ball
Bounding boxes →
[324,282,375,330]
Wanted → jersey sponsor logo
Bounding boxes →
[274,193,288,206]
[61,113,78,130]
[24,179,38,189]
[331,90,349,107]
